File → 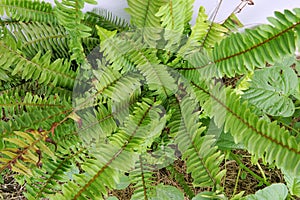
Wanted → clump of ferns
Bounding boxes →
[0,0,300,199]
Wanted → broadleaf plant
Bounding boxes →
[0,0,299,199]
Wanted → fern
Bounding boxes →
[193,82,300,175]
[13,22,70,59]
[0,129,56,175]
[0,34,76,89]
[125,0,163,46]
[212,9,300,77]
[130,155,155,200]
[54,0,96,64]
[0,0,57,23]
[173,93,225,188]
[24,144,87,199]
[84,8,130,34]
[0,1,300,199]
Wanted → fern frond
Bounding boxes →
[0,80,73,97]
[138,64,177,97]
[178,6,209,56]
[24,145,88,200]
[201,22,227,51]
[0,93,72,144]
[155,0,189,50]
[0,37,76,88]
[130,155,155,200]
[194,82,300,175]
[54,0,96,63]
[84,8,129,36]
[174,95,225,188]
[109,99,166,151]
[221,13,244,33]
[97,26,162,74]
[11,22,70,59]
[0,93,67,119]
[85,63,143,113]
[50,156,120,200]
[0,129,56,175]
[74,104,117,145]
[126,0,163,46]
[0,0,57,23]
[52,99,165,199]
[213,8,300,77]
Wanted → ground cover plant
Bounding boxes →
[0,0,300,199]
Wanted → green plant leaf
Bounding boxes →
[192,191,226,200]
[242,65,299,117]
[282,169,300,197]
[150,184,184,200]
[242,183,288,200]
[115,174,130,190]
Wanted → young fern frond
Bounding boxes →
[54,0,96,63]
[0,0,57,23]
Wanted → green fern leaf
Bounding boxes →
[0,0,57,23]
[155,0,187,50]
[205,85,300,175]
[0,36,76,88]
[54,0,95,63]
[125,0,163,46]
[213,9,300,77]
[24,145,88,199]
[130,155,155,200]
[12,22,70,59]
[84,8,129,35]
[174,95,225,188]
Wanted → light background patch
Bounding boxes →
[45,0,300,25]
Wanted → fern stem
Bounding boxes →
[232,167,241,196]
[256,162,267,183]
[139,155,148,200]
[229,152,271,186]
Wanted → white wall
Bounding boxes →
[45,0,300,25]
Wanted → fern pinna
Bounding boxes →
[0,0,300,199]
